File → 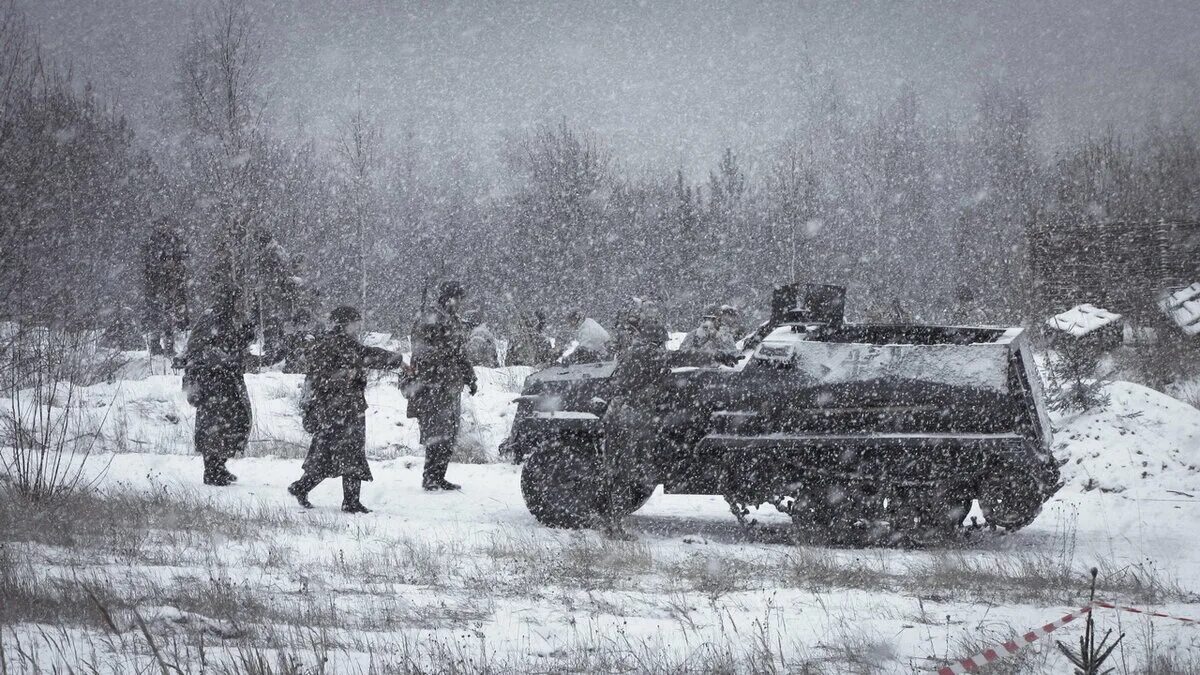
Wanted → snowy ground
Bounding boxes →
[3,354,1200,673]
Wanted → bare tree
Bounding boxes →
[334,103,382,320]
[175,0,267,313]
[177,0,263,153]
[767,139,819,283]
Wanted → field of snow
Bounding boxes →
[3,354,1200,673]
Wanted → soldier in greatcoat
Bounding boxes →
[184,296,254,486]
[287,306,406,513]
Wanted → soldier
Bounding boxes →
[184,296,254,486]
[507,310,555,366]
[716,305,744,344]
[142,217,189,356]
[280,307,317,374]
[287,306,406,513]
[253,232,301,366]
[680,314,737,354]
[407,281,477,491]
[600,317,737,539]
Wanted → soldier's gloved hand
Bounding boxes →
[468,381,478,396]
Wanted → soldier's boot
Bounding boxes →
[421,442,460,491]
[202,456,234,486]
[341,478,371,514]
[217,459,238,483]
[287,473,320,509]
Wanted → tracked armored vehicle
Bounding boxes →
[504,284,1060,544]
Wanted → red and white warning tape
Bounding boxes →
[934,601,1200,673]
[935,605,1092,675]
[1092,601,1200,625]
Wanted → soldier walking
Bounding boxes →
[407,281,477,491]
[287,306,406,513]
[142,217,189,356]
[184,296,254,486]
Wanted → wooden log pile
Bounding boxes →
[1029,219,1200,323]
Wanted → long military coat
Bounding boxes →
[301,330,405,481]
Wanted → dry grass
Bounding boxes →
[936,626,1052,674]
[1169,378,1200,411]
[3,485,1199,674]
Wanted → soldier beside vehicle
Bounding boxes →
[599,309,741,539]
[406,282,477,492]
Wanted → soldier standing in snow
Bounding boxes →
[253,232,304,366]
[142,217,189,356]
[407,281,477,491]
[287,306,406,513]
[184,295,254,486]
[600,317,737,540]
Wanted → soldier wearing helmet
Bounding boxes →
[407,281,477,491]
[288,305,406,513]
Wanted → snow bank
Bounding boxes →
[1052,381,1200,494]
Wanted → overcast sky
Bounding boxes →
[23,0,1200,175]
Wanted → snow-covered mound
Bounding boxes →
[1052,381,1200,494]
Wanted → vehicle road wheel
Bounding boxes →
[521,447,603,529]
[979,476,1043,531]
[790,483,883,546]
[610,481,656,517]
[889,488,972,546]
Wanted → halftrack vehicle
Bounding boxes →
[503,284,1061,544]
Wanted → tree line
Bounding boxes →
[3,0,1199,339]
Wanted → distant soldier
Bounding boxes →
[287,306,406,513]
[600,317,737,539]
[253,232,301,366]
[716,305,744,344]
[142,217,189,356]
[407,281,477,491]
[184,296,254,486]
[280,307,318,375]
[507,310,555,366]
[562,310,613,363]
[611,298,661,357]
[680,314,737,354]
[465,322,500,367]
[610,305,640,356]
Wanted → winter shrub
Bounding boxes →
[1045,340,1112,413]
[0,326,109,502]
[1171,378,1200,410]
